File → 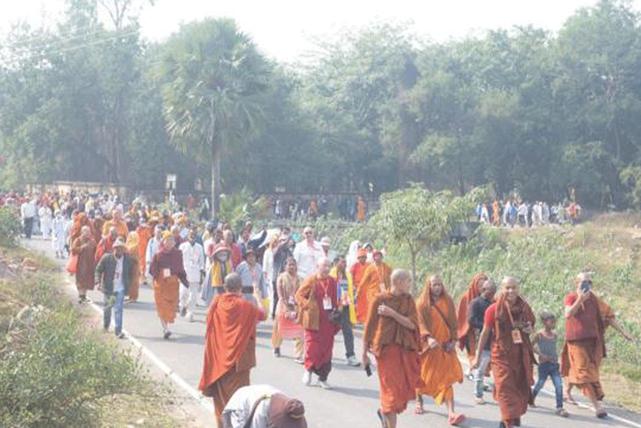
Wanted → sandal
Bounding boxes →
[448,413,466,426]
[414,403,425,415]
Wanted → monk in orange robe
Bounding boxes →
[136,222,153,283]
[350,248,369,286]
[149,231,189,339]
[561,272,632,418]
[492,200,501,226]
[363,268,421,428]
[456,272,488,367]
[416,275,465,426]
[473,277,535,428]
[356,250,391,323]
[102,209,129,238]
[198,272,266,427]
[125,231,141,302]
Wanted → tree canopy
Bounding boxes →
[3,0,641,209]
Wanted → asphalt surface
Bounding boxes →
[24,237,641,428]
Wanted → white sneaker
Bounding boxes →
[319,380,332,390]
[302,371,312,386]
[346,356,361,367]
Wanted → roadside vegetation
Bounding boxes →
[0,241,181,427]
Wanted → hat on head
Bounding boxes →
[268,393,307,428]
[113,237,126,248]
[357,248,367,258]
[213,244,231,256]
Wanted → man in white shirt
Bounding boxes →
[293,227,324,279]
[179,228,205,322]
[20,198,37,239]
[145,225,164,277]
[222,384,307,428]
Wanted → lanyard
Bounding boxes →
[504,302,516,327]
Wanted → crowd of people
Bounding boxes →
[1,190,632,428]
[476,199,583,227]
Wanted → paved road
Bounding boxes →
[25,238,641,428]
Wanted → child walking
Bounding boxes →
[531,311,569,417]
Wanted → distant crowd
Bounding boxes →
[476,199,583,227]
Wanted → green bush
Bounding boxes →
[0,206,22,247]
[0,275,150,428]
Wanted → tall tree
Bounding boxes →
[157,18,271,218]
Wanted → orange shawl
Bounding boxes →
[456,272,488,348]
[356,262,391,323]
[363,292,420,354]
[417,278,458,342]
[198,293,262,396]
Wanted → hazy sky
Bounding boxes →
[2,0,640,62]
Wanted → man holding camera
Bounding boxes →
[561,272,632,418]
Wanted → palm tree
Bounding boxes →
[157,18,270,218]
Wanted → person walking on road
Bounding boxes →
[272,257,304,362]
[199,272,267,428]
[296,257,341,389]
[20,197,36,239]
[145,225,163,278]
[149,231,189,339]
[531,312,569,417]
[468,279,496,405]
[95,237,135,338]
[356,249,391,324]
[561,272,633,418]
[415,275,465,426]
[473,276,536,428]
[179,228,205,322]
[330,255,360,367]
[456,272,489,371]
[70,225,97,304]
[362,268,421,428]
[293,226,324,280]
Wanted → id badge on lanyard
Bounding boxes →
[323,296,333,310]
[511,329,523,344]
[505,302,523,344]
[163,268,171,279]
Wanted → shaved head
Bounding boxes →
[224,273,242,292]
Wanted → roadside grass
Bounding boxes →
[0,246,181,428]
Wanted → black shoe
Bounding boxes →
[116,332,125,339]
[273,348,281,358]
[163,331,172,340]
[180,307,187,317]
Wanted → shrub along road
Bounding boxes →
[25,238,641,428]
